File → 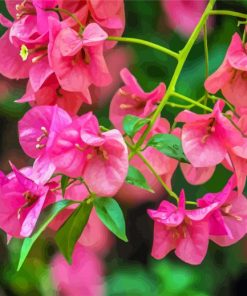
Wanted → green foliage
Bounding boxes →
[126,165,154,192]
[146,133,188,162]
[94,197,128,242]
[123,115,150,137]
[55,201,93,264]
[17,200,74,271]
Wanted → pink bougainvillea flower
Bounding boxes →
[161,0,212,37]
[198,176,247,246]
[18,105,72,159]
[18,105,72,180]
[50,22,111,95]
[176,100,242,167]
[221,115,247,194]
[110,68,166,131]
[17,73,91,115]
[172,127,216,185]
[0,28,32,79]
[148,190,214,265]
[0,2,58,80]
[58,0,125,44]
[0,163,57,238]
[116,118,177,206]
[51,245,105,296]
[205,33,247,111]
[52,112,128,196]
[180,163,215,185]
[50,181,114,255]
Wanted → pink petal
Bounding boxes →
[0,30,31,79]
[82,23,108,46]
[0,13,12,28]
[20,190,48,237]
[83,130,128,196]
[175,220,209,265]
[151,222,176,260]
[227,33,247,71]
[181,163,215,185]
[181,122,226,167]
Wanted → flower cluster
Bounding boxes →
[0,0,247,275]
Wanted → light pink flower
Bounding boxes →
[52,112,128,196]
[161,0,211,37]
[172,127,215,185]
[18,105,72,159]
[110,68,166,131]
[18,74,91,115]
[222,115,247,194]
[198,176,247,246]
[0,163,57,238]
[51,245,105,296]
[176,101,242,167]
[58,0,125,43]
[205,33,247,112]
[50,23,111,95]
[148,190,213,265]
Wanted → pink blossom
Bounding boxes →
[116,118,177,206]
[58,0,125,42]
[161,0,210,37]
[0,163,57,238]
[198,176,247,246]
[18,105,72,159]
[110,68,166,131]
[18,74,91,115]
[205,33,247,112]
[51,245,105,296]
[148,190,213,265]
[0,2,57,80]
[49,23,111,95]
[172,127,215,185]
[222,115,247,194]
[176,101,242,167]
[52,112,128,196]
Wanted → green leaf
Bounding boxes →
[126,165,154,192]
[17,200,73,271]
[146,133,189,162]
[55,201,93,263]
[61,175,69,197]
[94,197,128,242]
[123,115,149,138]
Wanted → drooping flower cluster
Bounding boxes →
[0,0,247,280]
[0,0,125,114]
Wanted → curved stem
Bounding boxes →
[208,94,235,112]
[129,0,216,160]
[172,92,213,112]
[136,151,179,202]
[107,36,179,59]
[210,10,247,19]
[51,8,85,33]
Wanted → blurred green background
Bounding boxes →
[1,1,247,295]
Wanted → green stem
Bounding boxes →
[208,94,235,112]
[203,22,209,111]
[107,36,179,59]
[136,151,178,202]
[129,0,216,160]
[210,10,247,19]
[172,92,213,112]
[51,7,85,34]
[166,102,192,109]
